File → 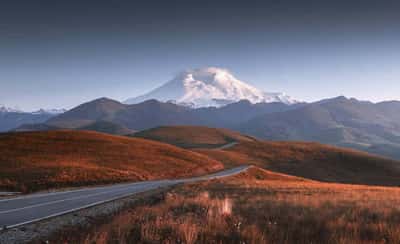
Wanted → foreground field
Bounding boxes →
[48,167,400,244]
[0,130,223,192]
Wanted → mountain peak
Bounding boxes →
[92,97,119,104]
[317,96,374,106]
[125,67,298,108]
[0,105,22,113]
[31,108,67,115]
[178,67,238,86]
[0,104,66,115]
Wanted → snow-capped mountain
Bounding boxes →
[0,105,22,113]
[0,105,64,132]
[0,105,66,115]
[31,108,67,115]
[125,67,298,108]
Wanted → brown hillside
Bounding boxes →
[231,166,313,183]
[0,130,223,192]
[197,139,400,186]
[134,126,254,148]
[136,126,400,186]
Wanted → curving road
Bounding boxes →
[0,165,249,228]
[215,141,238,150]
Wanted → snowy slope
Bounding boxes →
[31,108,67,115]
[0,105,22,113]
[0,105,66,115]
[125,67,297,108]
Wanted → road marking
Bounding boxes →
[0,180,163,203]
[1,166,250,228]
[5,184,171,229]
[0,182,161,214]
[216,142,238,150]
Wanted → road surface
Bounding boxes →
[215,141,238,150]
[0,165,249,228]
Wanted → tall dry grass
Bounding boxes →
[51,167,400,244]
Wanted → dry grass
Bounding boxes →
[134,125,254,149]
[196,139,400,186]
[50,167,400,244]
[0,130,223,192]
[133,125,400,186]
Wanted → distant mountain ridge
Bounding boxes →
[45,98,198,131]
[239,96,400,159]
[0,105,66,115]
[31,108,67,115]
[17,97,297,134]
[0,105,22,113]
[0,106,65,132]
[8,95,400,161]
[0,113,54,132]
[125,67,298,108]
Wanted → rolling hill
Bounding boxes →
[14,120,134,136]
[11,96,400,160]
[0,130,223,192]
[134,126,255,148]
[141,126,400,186]
[200,139,400,186]
[78,120,135,135]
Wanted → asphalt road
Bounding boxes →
[215,141,238,150]
[0,165,249,228]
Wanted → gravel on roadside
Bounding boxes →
[0,186,172,244]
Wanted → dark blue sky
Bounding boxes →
[1,0,399,110]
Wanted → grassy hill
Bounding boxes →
[0,130,223,192]
[134,126,254,148]
[139,126,400,186]
[78,120,135,135]
[198,140,400,186]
